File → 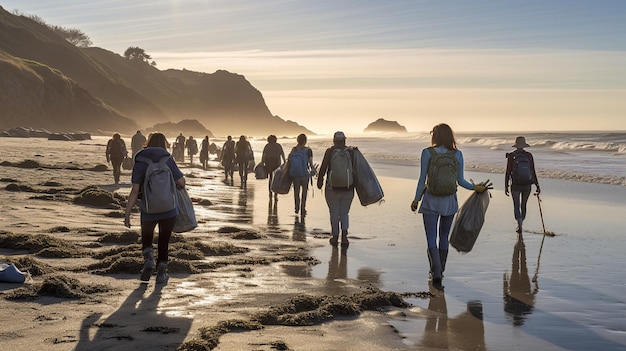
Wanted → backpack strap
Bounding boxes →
[158,155,171,164]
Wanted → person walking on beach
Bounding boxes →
[235,135,253,187]
[220,135,236,185]
[131,130,146,159]
[200,135,210,170]
[105,133,128,184]
[124,132,185,284]
[176,133,186,162]
[289,133,315,216]
[505,136,540,234]
[410,123,489,284]
[261,134,286,199]
[185,136,198,164]
[317,131,355,247]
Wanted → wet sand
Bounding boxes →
[1,136,625,351]
[0,136,423,351]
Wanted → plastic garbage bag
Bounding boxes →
[450,190,490,253]
[173,187,197,233]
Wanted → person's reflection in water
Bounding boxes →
[421,282,449,349]
[326,246,348,294]
[267,197,279,232]
[292,216,306,242]
[449,300,486,350]
[421,284,486,350]
[235,184,254,224]
[503,234,538,326]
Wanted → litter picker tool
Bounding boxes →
[532,194,553,283]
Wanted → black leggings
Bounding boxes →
[141,216,176,264]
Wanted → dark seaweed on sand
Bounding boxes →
[0,231,86,258]
[178,288,412,351]
[4,274,111,300]
[73,186,126,209]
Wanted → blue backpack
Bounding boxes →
[289,147,310,178]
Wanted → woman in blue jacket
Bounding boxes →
[411,123,487,284]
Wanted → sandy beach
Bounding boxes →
[1,135,625,351]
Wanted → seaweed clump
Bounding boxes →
[177,319,263,351]
[178,287,410,350]
[4,274,110,300]
[0,231,85,257]
[73,186,125,209]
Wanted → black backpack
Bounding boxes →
[511,151,534,186]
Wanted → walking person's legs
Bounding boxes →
[293,178,302,213]
[423,214,442,283]
[437,214,454,275]
[300,180,309,215]
[337,190,354,246]
[512,190,523,233]
[325,189,340,245]
[140,220,158,281]
[155,216,176,284]
[111,158,123,184]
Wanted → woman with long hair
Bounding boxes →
[411,123,488,284]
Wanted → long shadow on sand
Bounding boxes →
[75,283,192,350]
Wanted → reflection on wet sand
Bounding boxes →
[503,234,537,326]
[421,283,486,350]
[292,216,306,242]
[267,198,279,232]
[325,246,349,294]
[233,184,255,224]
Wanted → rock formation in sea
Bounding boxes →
[364,118,408,133]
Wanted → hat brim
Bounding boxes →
[512,142,530,148]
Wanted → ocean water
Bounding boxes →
[244,131,626,350]
[293,131,626,186]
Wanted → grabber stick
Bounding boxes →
[536,194,547,234]
[532,194,547,283]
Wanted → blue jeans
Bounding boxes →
[324,188,355,236]
[511,190,531,220]
[422,214,454,250]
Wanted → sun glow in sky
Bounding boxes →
[3,0,626,134]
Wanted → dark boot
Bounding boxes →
[427,248,442,283]
[439,249,449,277]
[340,230,349,247]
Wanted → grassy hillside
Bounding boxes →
[0,6,313,137]
[0,51,136,132]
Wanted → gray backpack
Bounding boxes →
[329,147,354,189]
[136,156,177,214]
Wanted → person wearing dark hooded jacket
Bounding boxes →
[505,136,540,234]
[124,133,185,284]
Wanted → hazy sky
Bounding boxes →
[3,0,626,134]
